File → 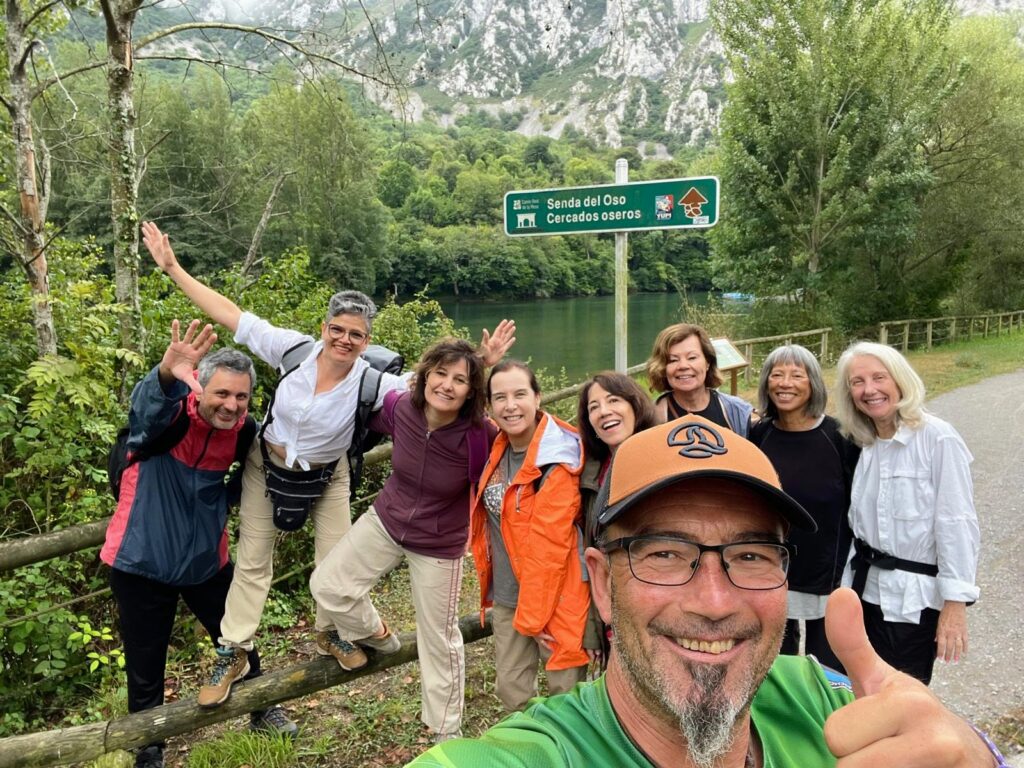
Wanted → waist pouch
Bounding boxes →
[261,441,338,531]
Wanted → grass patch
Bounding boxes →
[982,707,1024,756]
[186,732,301,768]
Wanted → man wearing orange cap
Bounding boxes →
[408,416,1006,767]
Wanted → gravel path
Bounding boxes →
[925,370,1024,754]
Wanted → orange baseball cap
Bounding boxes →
[595,415,816,532]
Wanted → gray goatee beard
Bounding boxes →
[615,633,751,768]
[677,662,747,768]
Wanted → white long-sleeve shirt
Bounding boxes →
[235,312,407,470]
[842,413,980,623]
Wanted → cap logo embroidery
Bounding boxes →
[667,422,727,459]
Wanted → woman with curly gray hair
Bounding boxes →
[834,341,979,684]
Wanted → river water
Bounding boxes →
[439,292,713,382]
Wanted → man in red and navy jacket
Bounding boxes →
[101,320,295,768]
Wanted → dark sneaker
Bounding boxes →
[197,646,250,708]
[357,620,402,656]
[134,745,164,768]
[250,704,299,739]
[316,630,368,670]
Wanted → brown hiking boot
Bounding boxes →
[357,620,402,656]
[316,630,369,671]
[197,647,250,708]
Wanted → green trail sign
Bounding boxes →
[504,176,719,237]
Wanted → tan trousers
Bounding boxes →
[490,603,588,712]
[310,508,465,735]
[219,441,351,650]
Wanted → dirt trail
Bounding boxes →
[925,370,1024,748]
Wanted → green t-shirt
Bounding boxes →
[407,656,854,767]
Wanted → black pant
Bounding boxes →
[861,599,940,684]
[109,564,261,723]
[781,617,845,674]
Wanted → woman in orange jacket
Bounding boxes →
[470,360,591,712]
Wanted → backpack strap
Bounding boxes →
[532,462,559,494]
[260,338,317,441]
[346,366,385,498]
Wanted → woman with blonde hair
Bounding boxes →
[646,323,754,436]
[834,341,979,684]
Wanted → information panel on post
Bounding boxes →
[504,176,719,237]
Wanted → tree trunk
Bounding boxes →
[103,0,145,368]
[5,0,58,357]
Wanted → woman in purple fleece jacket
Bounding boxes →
[310,334,508,743]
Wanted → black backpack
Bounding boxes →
[107,404,257,502]
[262,339,404,499]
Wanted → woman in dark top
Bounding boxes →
[646,323,754,436]
[575,371,656,669]
[748,344,859,671]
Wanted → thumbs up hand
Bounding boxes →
[822,588,996,767]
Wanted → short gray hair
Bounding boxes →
[834,341,926,446]
[757,344,828,420]
[198,348,256,391]
[326,290,377,331]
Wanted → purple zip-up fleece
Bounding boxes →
[370,392,495,559]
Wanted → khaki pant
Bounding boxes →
[219,441,351,651]
[490,603,588,712]
[310,508,465,735]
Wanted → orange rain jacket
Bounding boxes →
[470,411,590,671]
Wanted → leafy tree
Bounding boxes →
[709,0,953,327]
[378,159,418,209]
[239,78,388,291]
[915,16,1024,313]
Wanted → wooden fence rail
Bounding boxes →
[0,615,492,768]
[878,311,1024,352]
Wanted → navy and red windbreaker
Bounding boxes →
[101,367,248,586]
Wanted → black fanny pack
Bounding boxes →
[260,440,338,531]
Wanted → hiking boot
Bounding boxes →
[197,646,250,708]
[250,704,299,739]
[316,630,368,671]
[134,745,164,768]
[357,620,402,656]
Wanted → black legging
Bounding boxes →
[109,563,261,741]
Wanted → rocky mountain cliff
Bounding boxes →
[158,0,1024,151]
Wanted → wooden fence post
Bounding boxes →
[984,316,990,338]
[821,329,829,363]
[880,324,888,345]
[950,318,957,343]
[926,320,933,349]
[902,322,910,352]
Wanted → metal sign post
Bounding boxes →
[614,159,629,372]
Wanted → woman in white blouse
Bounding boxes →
[834,341,979,684]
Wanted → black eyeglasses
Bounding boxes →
[326,324,367,343]
[601,535,794,590]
